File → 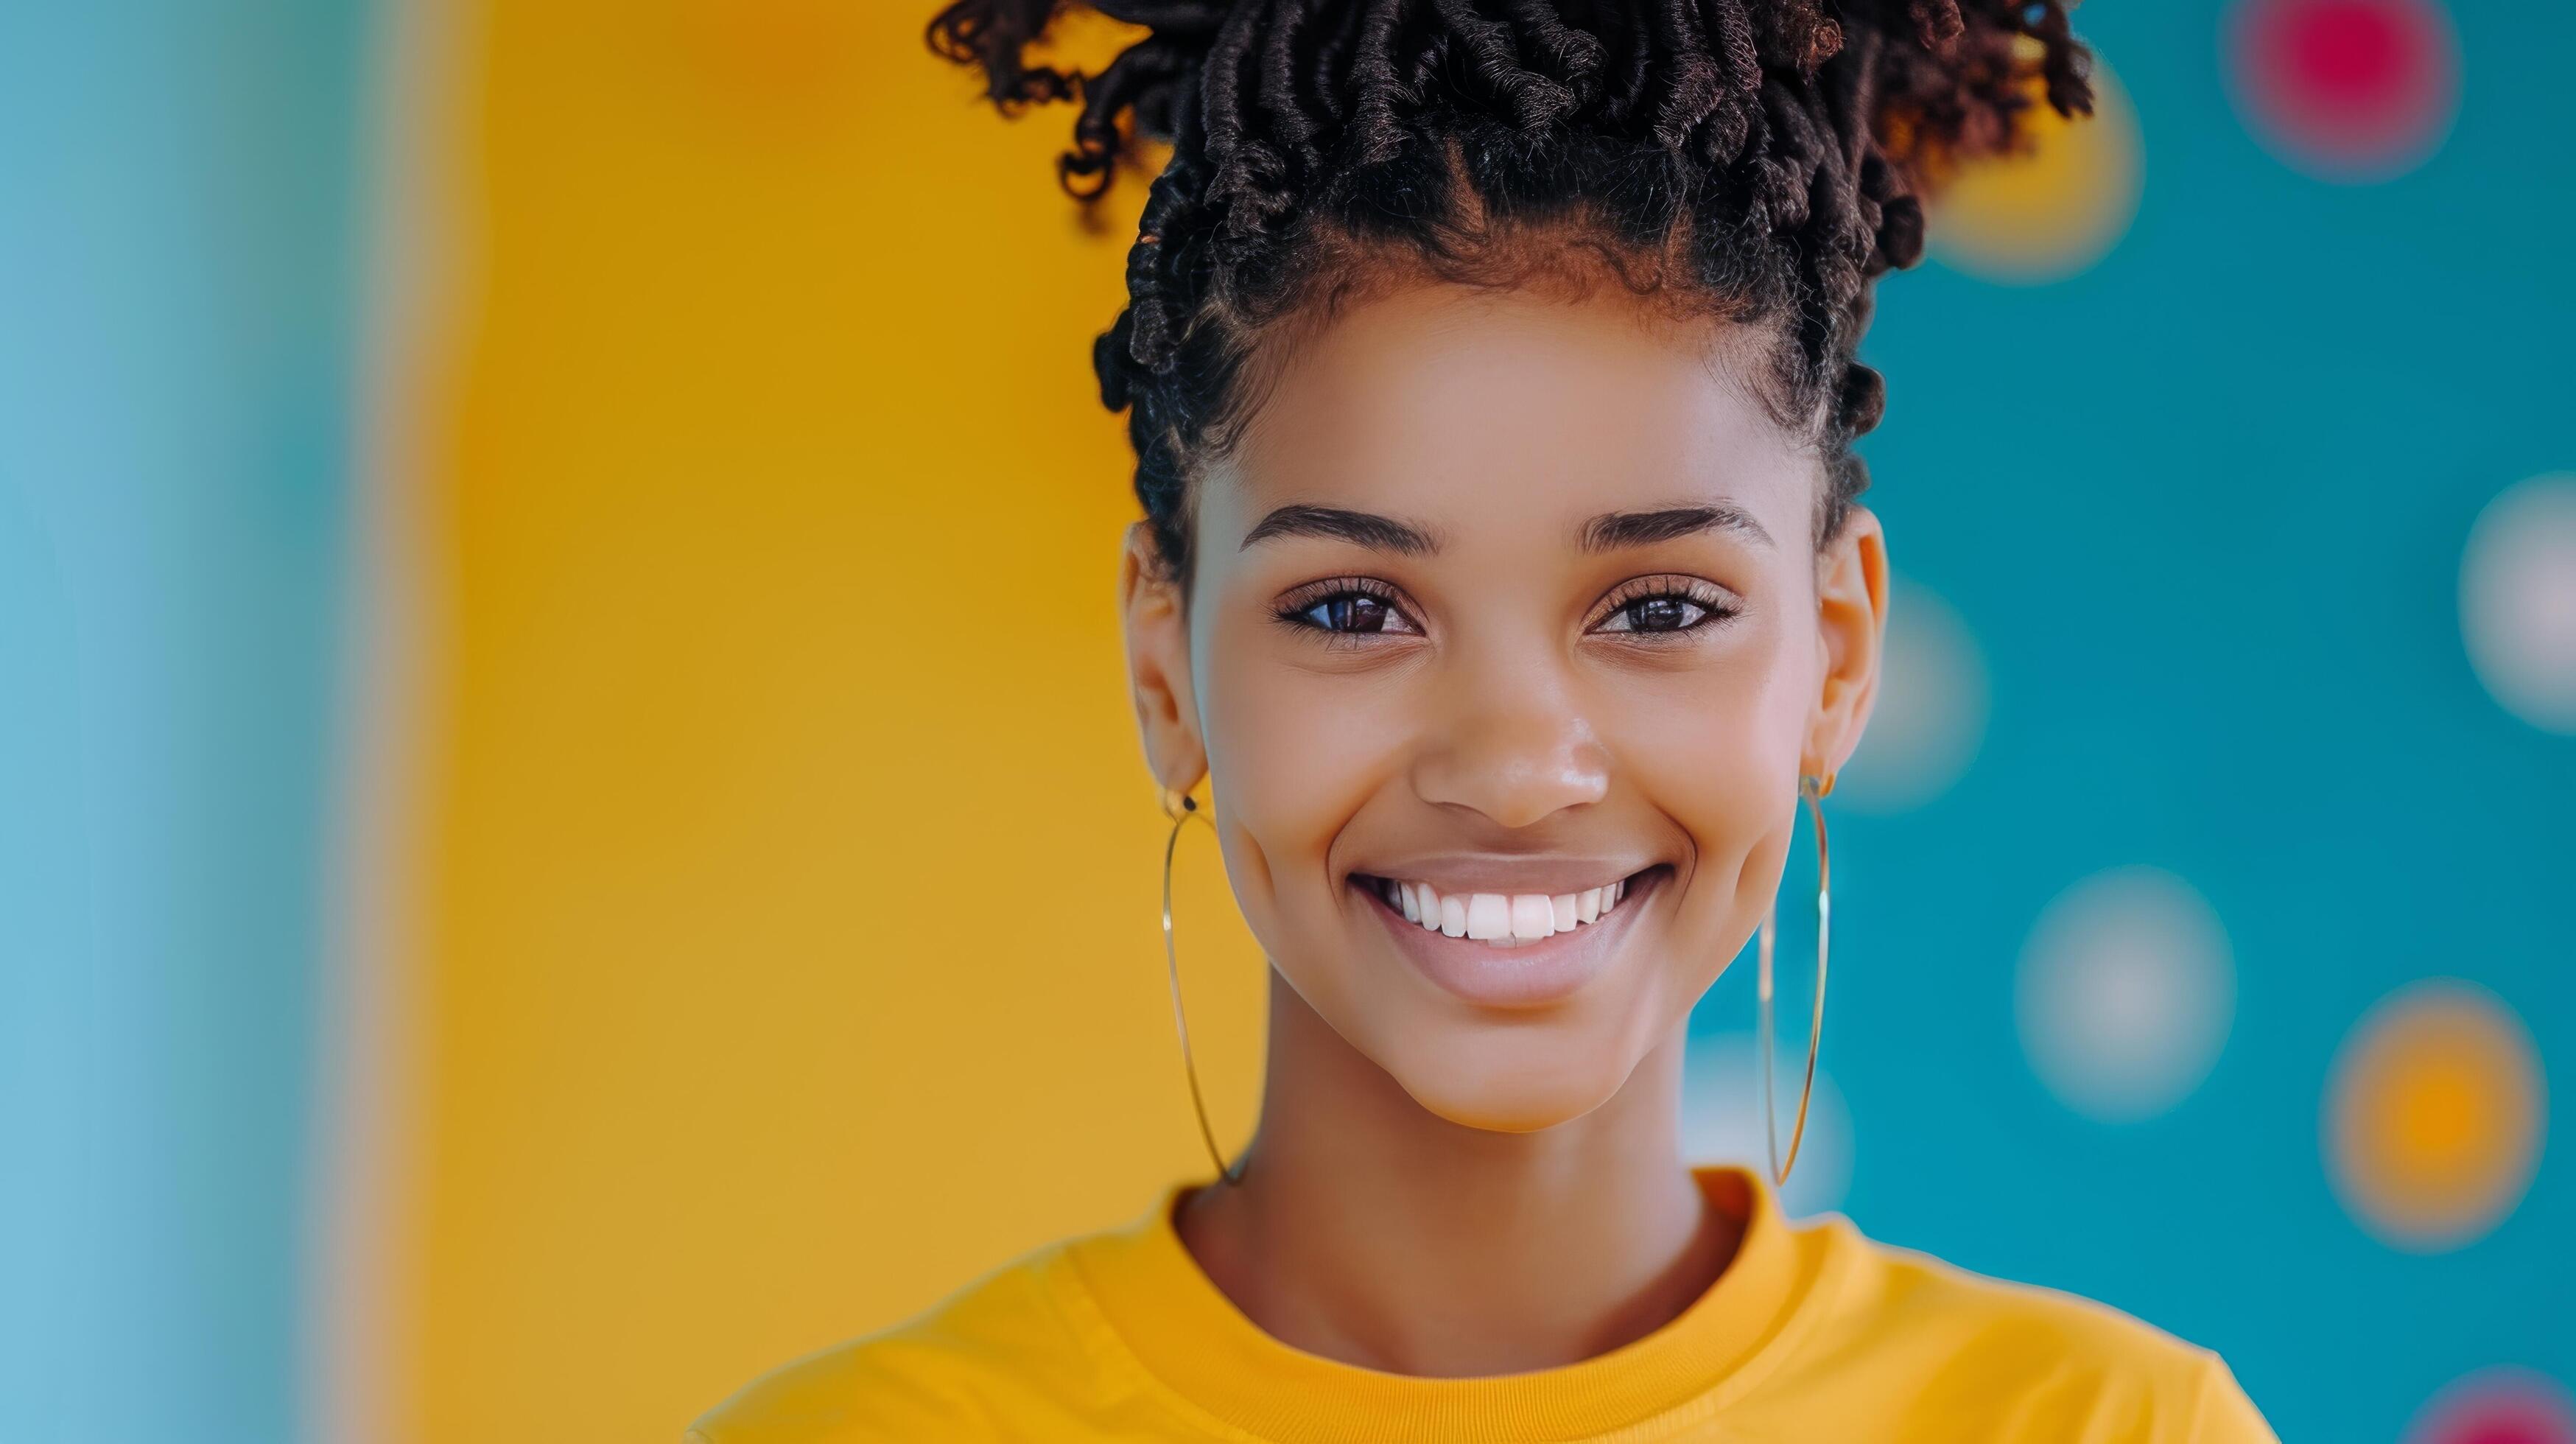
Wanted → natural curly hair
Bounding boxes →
[926,0,2095,584]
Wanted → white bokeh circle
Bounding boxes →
[1680,1031,1853,1219]
[2016,866,2236,1122]
[2461,472,2576,734]
[1838,577,1990,813]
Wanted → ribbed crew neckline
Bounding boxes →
[1061,1163,1827,1443]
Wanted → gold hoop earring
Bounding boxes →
[1756,771,1833,1188]
[1160,786,1246,1186]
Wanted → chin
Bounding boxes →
[1376,1028,1646,1135]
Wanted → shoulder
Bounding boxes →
[1780,1213,2276,1442]
[684,1238,1122,1444]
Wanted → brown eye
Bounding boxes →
[1296,592,1408,633]
[1279,583,1425,638]
[1598,595,1713,633]
[1615,596,1705,632]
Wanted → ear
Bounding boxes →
[1119,522,1208,794]
[1807,504,1889,789]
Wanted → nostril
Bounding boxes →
[1406,690,1610,828]
[1409,754,1613,830]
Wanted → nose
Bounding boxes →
[1409,662,1611,830]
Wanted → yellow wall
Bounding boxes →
[405,3,1266,1437]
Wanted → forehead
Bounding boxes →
[1212,280,1815,537]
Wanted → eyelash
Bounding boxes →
[1272,575,1741,644]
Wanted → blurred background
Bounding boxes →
[2,1,2569,1441]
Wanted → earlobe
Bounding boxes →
[1119,522,1209,793]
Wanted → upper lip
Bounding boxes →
[1348,855,1655,896]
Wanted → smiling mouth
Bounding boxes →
[1350,867,1663,947]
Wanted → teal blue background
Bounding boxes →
[1688,3,2573,1440]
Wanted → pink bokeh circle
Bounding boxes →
[2406,1367,2576,1444]
[2228,0,2461,180]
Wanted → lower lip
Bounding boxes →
[1358,872,1659,1010]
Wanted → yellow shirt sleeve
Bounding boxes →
[2186,1353,2279,1442]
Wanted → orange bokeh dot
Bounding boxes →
[2326,981,2547,1251]
[1927,59,2143,284]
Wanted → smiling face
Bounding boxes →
[1121,276,1887,1134]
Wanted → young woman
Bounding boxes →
[693,1,2276,1438]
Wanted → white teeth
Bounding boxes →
[1377,875,1644,943]
[1510,894,1554,939]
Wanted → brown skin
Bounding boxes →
[1120,276,1888,1377]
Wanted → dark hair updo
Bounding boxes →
[927,0,2095,583]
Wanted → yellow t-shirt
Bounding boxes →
[689,1165,2276,1442]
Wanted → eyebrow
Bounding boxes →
[1239,503,1439,555]
[1581,503,1775,552]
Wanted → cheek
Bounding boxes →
[1607,614,1814,900]
[1194,630,1408,930]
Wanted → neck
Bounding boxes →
[1173,970,1736,1378]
